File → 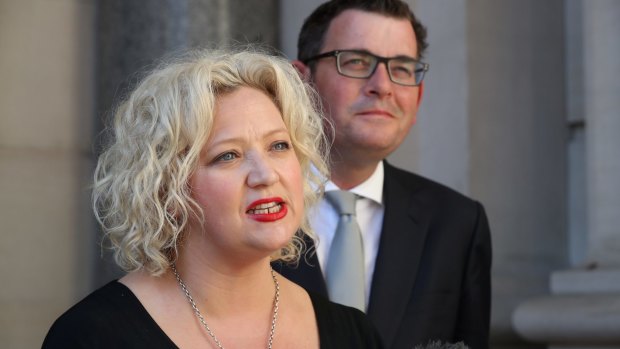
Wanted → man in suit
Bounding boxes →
[276,1,492,348]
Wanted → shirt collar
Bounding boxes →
[324,161,384,205]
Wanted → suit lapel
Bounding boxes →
[367,162,430,348]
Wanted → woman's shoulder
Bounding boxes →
[307,291,384,349]
[48,281,133,328]
[42,280,176,348]
[42,281,128,347]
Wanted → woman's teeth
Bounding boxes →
[248,202,282,214]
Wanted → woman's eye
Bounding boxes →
[214,152,238,162]
[272,141,290,151]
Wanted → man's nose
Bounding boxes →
[363,62,394,97]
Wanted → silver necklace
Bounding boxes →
[171,264,280,349]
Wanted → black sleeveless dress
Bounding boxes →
[43,281,383,348]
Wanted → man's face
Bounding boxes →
[310,9,423,164]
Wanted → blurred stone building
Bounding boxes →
[1,0,618,348]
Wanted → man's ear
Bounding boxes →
[292,60,312,81]
[416,80,425,104]
[409,81,425,127]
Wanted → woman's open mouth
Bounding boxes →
[246,198,288,222]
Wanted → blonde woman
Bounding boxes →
[43,48,382,348]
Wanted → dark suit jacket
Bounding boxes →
[275,161,492,349]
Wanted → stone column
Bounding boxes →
[467,0,568,346]
[583,0,620,269]
[513,1,620,347]
[0,1,95,348]
[391,0,470,194]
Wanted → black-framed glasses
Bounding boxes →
[303,49,429,86]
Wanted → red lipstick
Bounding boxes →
[246,197,288,222]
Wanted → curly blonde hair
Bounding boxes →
[93,47,329,275]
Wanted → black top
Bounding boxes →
[43,280,382,348]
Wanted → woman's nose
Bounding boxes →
[247,155,279,187]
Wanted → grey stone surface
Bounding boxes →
[467,0,568,344]
[552,269,620,294]
[513,1,620,347]
[513,294,620,345]
[0,1,96,348]
[393,0,470,195]
[583,0,620,268]
[279,0,324,59]
[565,0,588,267]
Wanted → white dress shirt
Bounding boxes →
[309,161,385,309]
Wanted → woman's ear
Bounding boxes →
[292,60,311,81]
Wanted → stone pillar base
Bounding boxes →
[513,269,620,348]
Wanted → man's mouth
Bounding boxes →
[357,109,394,118]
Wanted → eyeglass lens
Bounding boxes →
[336,51,425,86]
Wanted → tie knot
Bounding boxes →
[325,190,357,216]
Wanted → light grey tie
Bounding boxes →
[325,190,365,311]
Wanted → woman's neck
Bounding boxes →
[173,250,276,316]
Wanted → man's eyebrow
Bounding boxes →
[341,49,418,60]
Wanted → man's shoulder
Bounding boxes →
[383,162,477,206]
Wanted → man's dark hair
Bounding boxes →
[297,0,428,65]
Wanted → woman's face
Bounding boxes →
[187,86,304,264]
